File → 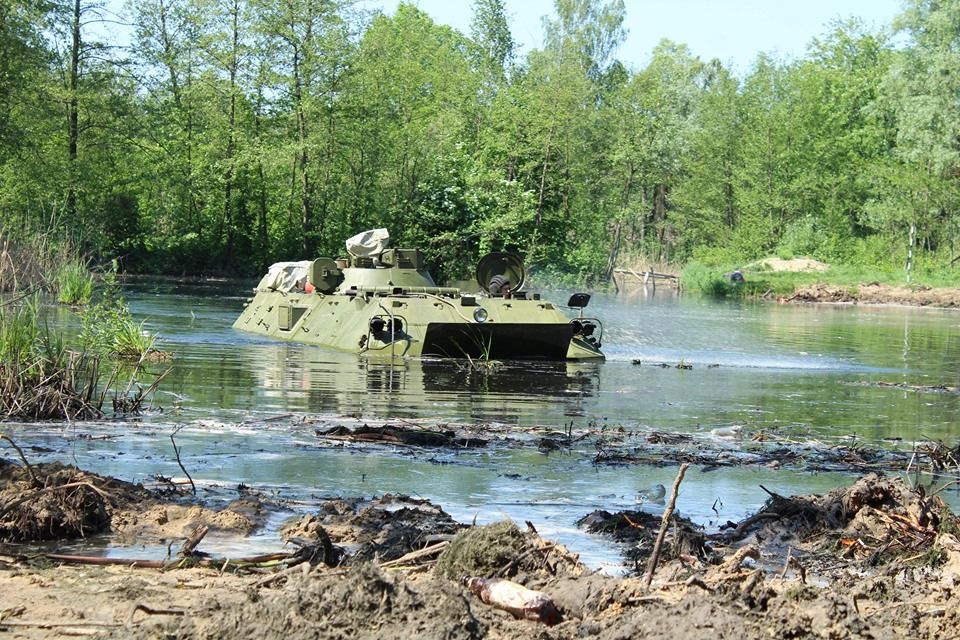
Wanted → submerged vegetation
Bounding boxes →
[1,0,960,285]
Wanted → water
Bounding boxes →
[7,281,960,569]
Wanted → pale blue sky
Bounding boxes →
[360,0,905,73]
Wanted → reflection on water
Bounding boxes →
[9,280,960,569]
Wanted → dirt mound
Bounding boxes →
[1,457,271,544]
[0,459,152,542]
[789,282,960,307]
[436,521,586,581]
[126,563,488,640]
[857,282,960,307]
[754,257,830,272]
[788,282,857,303]
[111,496,268,539]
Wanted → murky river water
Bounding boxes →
[6,281,960,570]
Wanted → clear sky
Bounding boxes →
[360,0,906,73]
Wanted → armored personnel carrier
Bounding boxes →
[233,229,603,360]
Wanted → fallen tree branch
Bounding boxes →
[128,603,186,626]
[380,540,449,569]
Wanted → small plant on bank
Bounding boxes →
[54,258,94,305]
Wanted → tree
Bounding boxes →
[878,0,960,271]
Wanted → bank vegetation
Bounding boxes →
[1,0,959,286]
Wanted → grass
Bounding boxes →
[0,296,103,420]
[110,316,156,360]
[54,258,94,305]
[80,267,159,361]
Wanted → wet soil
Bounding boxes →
[4,453,960,639]
[306,414,932,476]
[788,282,960,308]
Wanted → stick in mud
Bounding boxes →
[0,434,39,486]
[169,425,196,495]
[644,462,689,589]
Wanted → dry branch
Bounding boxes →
[644,462,689,589]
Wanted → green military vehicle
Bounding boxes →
[233,229,603,360]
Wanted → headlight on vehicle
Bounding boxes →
[473,307,488,323]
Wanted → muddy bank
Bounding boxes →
[4,460,960,639]
[788,282,960,307]
[309,416,935,476]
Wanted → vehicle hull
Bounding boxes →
[233,290,603,360]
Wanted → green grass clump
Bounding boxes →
[54,258,94,305]
[0,295,42,368]
[80,268,157,361]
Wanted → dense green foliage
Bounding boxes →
[1,0,960,282]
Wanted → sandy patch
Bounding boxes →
[752,257,830,272]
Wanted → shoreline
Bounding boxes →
[2,464,960,639]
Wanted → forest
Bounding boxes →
[1,0,958,284]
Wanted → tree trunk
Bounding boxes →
[66,0,81,224]
[906,221,916,283]
[292,46,312,256]
[221,0,240,270]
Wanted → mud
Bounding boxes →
[316,423,488,448]
[789,282,960,307]
[6,460,960,639]
[577,509,716,570]
[282,494,465,563]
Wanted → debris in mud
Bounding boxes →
[462,576,562,625]
[316,423,487,448]
[577,508,716,570]
[592,432,916,474]
[124,562,490,640]
[0,458,151,542]
[0,450,273,545]
[785,283,858,303]
[718,474,955,566]
[8,471,960,640]
[282,494,465,564]
[848,379,960,394]
[787,282,960,307]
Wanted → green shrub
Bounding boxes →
[681,262,737,296]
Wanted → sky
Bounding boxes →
[360,0,906,73]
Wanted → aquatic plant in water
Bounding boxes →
[80,267,157,361]
[54,258,94,305]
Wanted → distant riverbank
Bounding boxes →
[674,257,960,308]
